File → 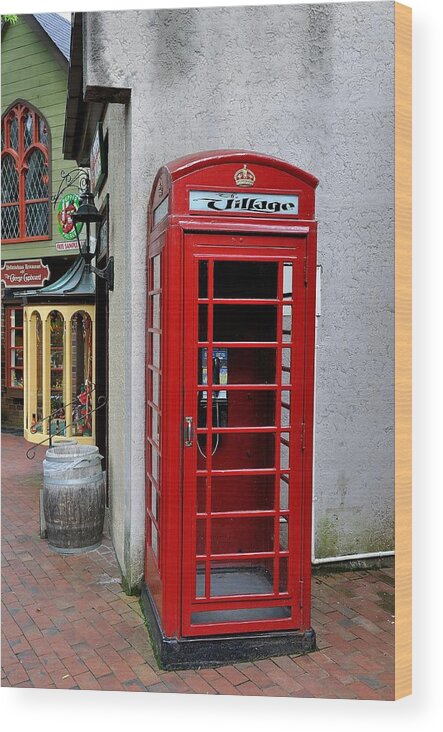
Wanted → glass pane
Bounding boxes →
[14,309,23,328]
[11,324,23,347]
[199,390,276,427]
[197,433,275,470]
[196,562,205,598]
[192,605,291,624]
[279,557,289,593]
[25,149,48,200]
[151,524,158,559]
[50,312,64,433]
[152,254,160,291]
[199,347,276,385]
[150,407,159,444]
[38,116,49,146]
[151,369,160,406]
[35,314,43,429]
[151,332,160,368]
[280,474,289,511]
[11,348,23,367]
[279,516,289,550]
[210,559,274,597]
[211,516,275,555]
[196,519,206,555]
[1,155,18,202]
[151,483,159,521]
[151,294,160,329]
[280,433,290,470]
[71,312,93,437]
[24,112,33,148]
[26,202,49,237]
[283,262,293,299]
[213,305,277,342]
[9,115,18,151]
[197,476,206,514]
[199,260,208,298]
[10,369,24,389]
[151,445,159,482]
[282,305,292,343]
[281,348,291,385]
[281,400,290,427]
[198,305,207,341]
[214,261,278,299]
[211,474,275,513]
[1,205,19,239]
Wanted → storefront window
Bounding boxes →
[5,307,24,388]
[23,304,95,443]
[71,311,93,437]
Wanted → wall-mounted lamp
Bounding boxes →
[71,177,114,291]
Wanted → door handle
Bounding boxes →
[184,416,194,447]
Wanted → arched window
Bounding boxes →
[1,101,50,242]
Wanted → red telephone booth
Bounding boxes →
[142,150,318,669]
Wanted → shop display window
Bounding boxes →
[23,304,95,443]
[5,306,24,388]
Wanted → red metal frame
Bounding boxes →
[1,101,51,244]
[145,151,318,641]
[5,306,24,389]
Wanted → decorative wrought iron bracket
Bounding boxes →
[51,168,89,209]
[88,259,114,291]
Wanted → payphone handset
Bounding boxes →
[198,348,228,457]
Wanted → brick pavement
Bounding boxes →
[1,434,395,699]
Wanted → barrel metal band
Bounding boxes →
[44,473,105,487]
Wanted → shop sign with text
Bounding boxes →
[1,259,50,288]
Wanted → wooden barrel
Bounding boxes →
[43,444,105,554]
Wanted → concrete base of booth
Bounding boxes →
[140,583,316,670]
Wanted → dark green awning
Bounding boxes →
[15,257,95,299]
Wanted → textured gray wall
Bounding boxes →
[84,2,394,582]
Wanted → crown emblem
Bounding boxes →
[234,164,256,187]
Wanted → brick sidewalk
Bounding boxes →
[1,434,394,698]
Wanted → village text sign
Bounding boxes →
[189,190,299,215]
[1,259,50,289]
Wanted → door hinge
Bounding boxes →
[300,422,306,451]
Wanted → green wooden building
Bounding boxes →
[1,14,75,428]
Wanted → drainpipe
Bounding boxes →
[312,550,394,565]
[310,265,394,566]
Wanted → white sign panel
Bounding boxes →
[189,190,299,215]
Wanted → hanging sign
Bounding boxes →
[57,193,83,241]
[1,259,51,288]
[189,190,299,215]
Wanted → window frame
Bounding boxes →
[1,99,51,244]
[5,306,24,390]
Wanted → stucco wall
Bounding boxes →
[83,1,394,582]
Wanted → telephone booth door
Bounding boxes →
[181,236,308,637]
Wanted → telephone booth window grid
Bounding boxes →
[146,253,162,567]
[189,256,299,627]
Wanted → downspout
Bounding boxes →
[310,264,394,565]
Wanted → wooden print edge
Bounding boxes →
[394,1,412,701]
